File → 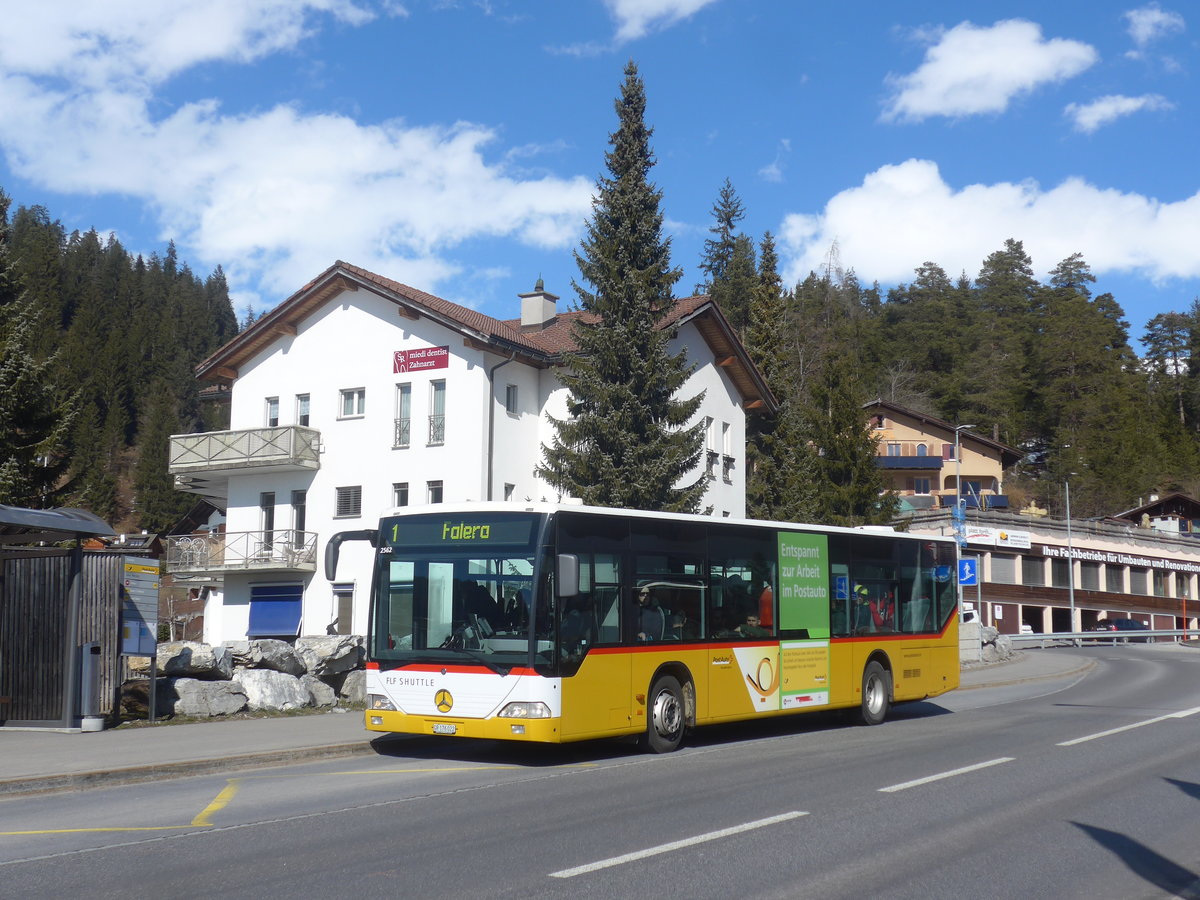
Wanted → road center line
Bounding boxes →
[191,779,242,827]
[548,811,808,879]
[1056,705,1200,747]
[878,757,1015,793]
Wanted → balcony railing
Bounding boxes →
[394,417,411,449]
[428,414,445,446]
[169,426,321,475]
[164,530,318,575]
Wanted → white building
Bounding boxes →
[165,261,775,643]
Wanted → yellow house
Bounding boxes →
[864,400,1021,512]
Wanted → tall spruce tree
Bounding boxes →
[537,62,705,512]
[744,231,817,521]
[0,194,77,506]
[698,178,745,293]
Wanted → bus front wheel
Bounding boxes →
[857,661,890,726]
[643,674,685,753]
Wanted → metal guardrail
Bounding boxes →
[1008,629,1194,648]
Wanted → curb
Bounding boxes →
[957,657,1096,691]
[0,741,376,799]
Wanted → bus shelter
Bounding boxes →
[0,504,116,730]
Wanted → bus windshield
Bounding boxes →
[369,512,551,667]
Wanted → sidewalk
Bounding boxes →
[0,650,1092,797]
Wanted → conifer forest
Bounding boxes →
[2,167,1196,533]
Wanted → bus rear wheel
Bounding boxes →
[857,661,890,726]
[643,674,685,753]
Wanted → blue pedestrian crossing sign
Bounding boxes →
[958,558,978,586]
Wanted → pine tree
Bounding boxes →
[744,231,817,521]
[698,178,745,293]
[793,271,896,526]
[0,192,77,506]
[537,62,706,513]
[710,233,757,336]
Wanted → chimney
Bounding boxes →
[519,277,558,330]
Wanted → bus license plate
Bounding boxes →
[432,722,457,735]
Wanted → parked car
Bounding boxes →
[1093,618,1151,642]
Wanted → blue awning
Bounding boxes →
[248,584,303,637]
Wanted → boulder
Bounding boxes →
[294,635,364,676]
[157,642,234,680]
[337,669,367,705]
[234,668,312,711]
[166,678,248,717]
[247,639,305,676]
[303,674,338,708]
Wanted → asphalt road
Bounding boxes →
[2,644,1199,899]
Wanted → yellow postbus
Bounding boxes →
[326,503,960,753]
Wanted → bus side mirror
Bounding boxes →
[557,553,579,598]
[325,529,379,581]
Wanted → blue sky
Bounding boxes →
[0,1,1195,345]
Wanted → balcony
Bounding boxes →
[875,455,945,470]
[170,426,320,500]
[164,530,319,576]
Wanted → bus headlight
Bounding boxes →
[367,693,397,711]
[497,701,551,719]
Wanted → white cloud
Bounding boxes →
[604,0,720,42]
[1065,93,1174,132]
[883,20,1097,122]
[1123,3,1185,48]
[0,1,592,307]
[778,159,1200,288]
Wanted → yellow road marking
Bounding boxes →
[191,778,242,826]
[3,762,596,837]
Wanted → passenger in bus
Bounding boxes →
[465,583,503,630]
[734,613,770,638]
[634,586,679,641]
[870,590,896,631]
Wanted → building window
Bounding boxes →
[340,388,365,418]
[265,397,279,428]
[335,485,362,518]
[1106,565,1124,593]
[428,380,445,445]
[394,383,411,448]
[258,492,276,557]
[1021,556,1044,586]
[1129,567,1148,594]
[332,583,354,636]
[888,442,901,456]
[393,482,409,507]
[1080,561,1101,591]
[504,482,515,501]
[296,394,310,427]
[704,417,718,480]
[291,490,306,544]
[427,480,443,504]
[916,444,928,456]
[1153,569,1169,597]
[1051,558,1071,588]
[913,477,930,495]
[505,384,518,415]
[991,554,1016,585]
[721,422,731,456]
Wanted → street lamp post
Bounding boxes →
[953,424,975,619]
[1065,476,1076,637]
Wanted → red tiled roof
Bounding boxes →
[195,261,776,412]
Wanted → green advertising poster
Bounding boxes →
[778,532,830,638]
